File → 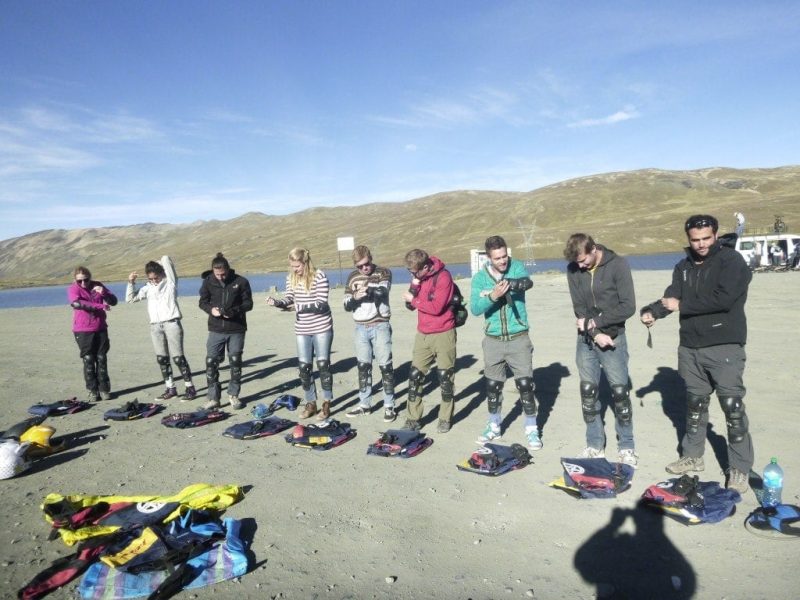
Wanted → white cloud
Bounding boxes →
[404,144,417,152]
[567,105,640,128]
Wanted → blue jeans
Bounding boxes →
[575,332,634,451]
[296,330,333,401]
[354,322,393,407]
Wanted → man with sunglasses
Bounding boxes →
[343,245,396,422]
[127,255,197,401]
[401,248,457,433]
[68,266,118,401]
[641,214,754,494]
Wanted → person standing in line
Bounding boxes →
[470,235,541,449]
[199,253,253,410]
[68,266,118,402]
[342,245,396,422]
[126,255,197,401]
[267,248,334,420]
[641,214,754,494]
[564,234,638,467]
[401,248,457,433]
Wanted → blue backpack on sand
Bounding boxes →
[223,416,295,440]
[367,429,432,458]
[456,443,531,476]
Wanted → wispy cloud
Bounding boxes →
[567,105,640,128]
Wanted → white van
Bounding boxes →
[735,233,800,268]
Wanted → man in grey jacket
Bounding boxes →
[564,234,637,467]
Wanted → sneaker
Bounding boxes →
[157,387,178,401]
[228,395,243,410]
[436,420,451,434]
[383,407,397,423]
[403,419,421,432]
[665,455,704,475]
[618,448,639,468]
[726,468,750,494]
[525,426,543,451]
[477,422,502,444]
[182,386,197,401]
[87,390,100,402]
[346,405,371,417]
[204,399,221,410]
[579,447,605,459]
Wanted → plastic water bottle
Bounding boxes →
[762,457,783,508]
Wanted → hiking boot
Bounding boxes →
[317,401,331,420]
[204,399,221,411]
[87,390,100,402]
[618,448,639,468]
[525,426,543,451]
[665,455,704,475]
[99,391,112,401]
[346,405,371,417]
[579,446,605,459]
[726,468,750,495]
[477,422,502,444]
[436,420,451,433]
[228,395,243,410]
[383,407,397,423]
[403,419,421,432]
[300,402,317,419]
[182,386,197,401]
[157,387,178,401]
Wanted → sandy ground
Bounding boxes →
[1,269,799,600]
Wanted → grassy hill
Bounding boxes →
[1,165,798,287]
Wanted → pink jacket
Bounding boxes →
[408,256,455,334]
[68,281,117,333]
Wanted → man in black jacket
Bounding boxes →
[198,253,253,410]
[641,215,753,494]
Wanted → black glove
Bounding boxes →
[505,278,533,292]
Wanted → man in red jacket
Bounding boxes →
[401,249,457,433]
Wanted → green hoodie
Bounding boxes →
[470,258,532,338]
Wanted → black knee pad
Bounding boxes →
[515,376,537,416]
[205,356,220,381]
[611,384,632,425]
[686,393,710,434]
[408,366,426,400]
[229,353,243,384]
[173,355,192,380]
[298,362,313,391]
[379,363,395,395]
[580,380,599,423]
[357,361,372,393]
[486,379,504,414]
[719,395,748,443]
[437,368,455,400]
[317,359,333,392]
[156,355,172,379]
[82,353,97,387]
[96,353,109,388]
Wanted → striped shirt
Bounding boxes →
[283,270,333,335]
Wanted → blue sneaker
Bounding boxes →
[477,422,501,444]
[525,426,543,451]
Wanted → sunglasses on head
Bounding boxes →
[685,217,717,231]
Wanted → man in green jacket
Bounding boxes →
[470,235,540,450]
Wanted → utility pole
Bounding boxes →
[515,218,536,269]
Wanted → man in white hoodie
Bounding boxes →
[127,255,197,400]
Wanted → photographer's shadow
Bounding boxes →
[574,502,696,599]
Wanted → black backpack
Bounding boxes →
[450,282,468,327]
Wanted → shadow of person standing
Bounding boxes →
[574,501,696,599]
[636,366,687,449]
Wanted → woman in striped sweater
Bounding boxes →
[267,247,334,419]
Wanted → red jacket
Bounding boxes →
[408,256,455,334]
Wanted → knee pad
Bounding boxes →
[515,376,537,416]
[357,362,372,392]
[173,355,192,380]
[437,368,455,400]
[408,366,425,399]
[156,355,172,379]
[580,380,599,423]
[229,353,243,383]
[686,393,710,434]
[379,363,395,395]
[317,359,333,392]
[205,356,220,381]
[96,354,109,384]
[298,362,313,391]
[486,379,504,414]
[611,384,632,425]
[719,395,748,443]
[82,353,97,384]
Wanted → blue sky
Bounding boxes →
[1,1,798,241]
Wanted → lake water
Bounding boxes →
[0,252,683,310]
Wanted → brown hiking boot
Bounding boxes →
[300,401,317,419]
[665,455,704,475]
[317,401,331,420]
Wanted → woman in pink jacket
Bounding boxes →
[67,266,118,401]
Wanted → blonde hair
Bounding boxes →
[288,247,317,290]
